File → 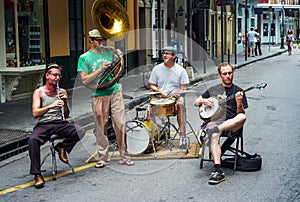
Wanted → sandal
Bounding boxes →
[118,159,135,166]
[95,161,110,168]
[95,162,105,168]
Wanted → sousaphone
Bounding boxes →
[91,0,130,90]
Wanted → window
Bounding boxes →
[250,17,255,28]
[263,23,268,36]
[4,0,45,67]
[237,17,242,33]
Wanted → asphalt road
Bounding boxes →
[0,49,299,201]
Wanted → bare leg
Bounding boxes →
[210,113,246,164]
[210,132,222,164]
[217,113,246,133]
[176,101,185,135]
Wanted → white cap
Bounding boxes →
[88,29,104,39]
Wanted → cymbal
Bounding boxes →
[146,91,160,95]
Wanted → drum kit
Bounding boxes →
[125,89,198,157]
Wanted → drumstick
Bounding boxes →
[166,88,175,97]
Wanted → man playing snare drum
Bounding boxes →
[148,46,189,148]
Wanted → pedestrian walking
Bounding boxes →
[254,29,262,56]
[286,29,294,55]
[247,27,257,57]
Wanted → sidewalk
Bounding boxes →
[0,44,287,159]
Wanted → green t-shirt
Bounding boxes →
[77,49,120,96]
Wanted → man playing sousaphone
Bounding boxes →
[148,46,190,149]
[77,29,134,168]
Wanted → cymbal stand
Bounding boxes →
[181,92,199,153]
[158,115,179,151]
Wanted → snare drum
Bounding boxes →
[150,98,176,117]
[126,120,159,154]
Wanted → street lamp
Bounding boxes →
[280,0,285,49]
[176,6,184,17]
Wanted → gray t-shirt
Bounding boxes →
[38,87,65,123]
[149,63,189,95]
[202,83,248,121]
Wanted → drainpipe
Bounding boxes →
[43,0,50,68]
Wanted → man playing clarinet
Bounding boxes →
[28,63,85,189]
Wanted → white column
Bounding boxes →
[0,75,6,103]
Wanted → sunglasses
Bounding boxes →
[92,38,104,42]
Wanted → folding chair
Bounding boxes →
[199,127,244,171]
[41,134,74,180]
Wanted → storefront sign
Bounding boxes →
[216,0,235,6]
[192,0,210,10]
[254,8,263,14]
[257,0,268,3]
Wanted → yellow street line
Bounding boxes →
[0,132,196,195]
[0,162,96,195]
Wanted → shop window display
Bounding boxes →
[4,0,44,67]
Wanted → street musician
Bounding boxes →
[77,29,134,168]
[194,62,248,184]
[29,63,85,188]
[148,46,190,149]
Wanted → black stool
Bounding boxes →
[41,134,74,180]
[199,128,244,171]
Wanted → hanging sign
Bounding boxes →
[192,0,210,10]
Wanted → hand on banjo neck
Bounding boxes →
[198,82,267,121]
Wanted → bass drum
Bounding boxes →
[126,120,159,154]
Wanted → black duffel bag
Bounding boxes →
[222,152,262,172]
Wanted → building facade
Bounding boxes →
[0,0,298,103]
[0,0,140,103]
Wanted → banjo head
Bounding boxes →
[199,97,220,120]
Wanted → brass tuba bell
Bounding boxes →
[91,0,130,41]
[91,0,129,90]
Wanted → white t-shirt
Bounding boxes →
[149,63,189,95]
[247,30,257,42]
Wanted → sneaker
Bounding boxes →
[208,170,225,185]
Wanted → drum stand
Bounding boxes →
[158,115,179,151]
[180,90,200,153]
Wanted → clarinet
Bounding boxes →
[56,82,65,121]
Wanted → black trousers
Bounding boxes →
[28,121,86,175]
[255,41,262,56]
[220,128,243,156]
[221,137,235,156]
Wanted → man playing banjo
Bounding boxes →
[194,62,248,185]
[148,46,189,149]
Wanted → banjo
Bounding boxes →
[199,82,267,121]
